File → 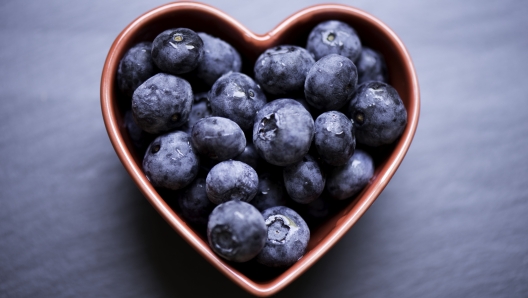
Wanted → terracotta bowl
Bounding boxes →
[100,2,419,296]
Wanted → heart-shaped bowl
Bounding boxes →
[101,2,419,296]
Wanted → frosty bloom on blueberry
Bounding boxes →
[132,73,193,134]
[209,72,267,131]
[142,131,199,190]
[254,45,315,95]
[117,41,158,97]
[190,116,246,161]
[347,81,407,147]
[326,149,374,200]
[253,99,314,166]
[194,32,242,86]
[205,160,259,205]
[207,201,267,262]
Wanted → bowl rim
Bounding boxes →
[100,2,420,296]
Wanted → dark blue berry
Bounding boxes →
[206,160,258,205]
[195,33,242,86]
[304,54,358,111]
[117,42,158,97]
[123,110,155,156]
[251,172,287,212]
[253,99,314,166]
[190,116,246,161]
[151,28,204,75]
[181,92,212,134]
[177,177,215,227]
[306,20,362,62]
[142,131,199,190]
[347,82,407,146]
[283,155,325,204]
[132,73,193,134]
[207,201,266,262]
[254,45,315,95]
[256,206,310,267]
[209,72,267,131]
[326,149,374,200]
[357,47,388,84]
[314,111,355,166]
[234,142,261,171]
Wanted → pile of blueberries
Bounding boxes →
[117,20,407,268]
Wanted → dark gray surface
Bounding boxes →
[1,0,527,297]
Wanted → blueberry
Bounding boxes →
[251,172,287,212]
[209,72,267,131]
[306,20,362,62]
[117,42,158,97]
[326,149,374,200]
[254,45,315,95]
[132,73,193,134]
[123,110,155,155]
[181,92,213,134]
[143,131,199,190]
[206,160,259,205]
[194,33,242,86]
[256,206,310,267]
[190,116,246,161]
[356,47,388,84]
[234,142,261,171]
[314,111,355,166]
[283,154,325,204]
[302,193,331,222]
[253,99,314,166]
[304,54,358,111]
[177,177,215,227]
[346,82,407,146]
[207,201,266,262]
[151,28,204,75]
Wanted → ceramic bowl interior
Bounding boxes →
[100,2,419,296]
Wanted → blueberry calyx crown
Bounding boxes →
[265,214,298,245]
[210,224,239,257]
[258,113,278,141]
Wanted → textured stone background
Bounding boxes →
[1,0,527,297]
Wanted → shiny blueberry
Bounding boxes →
[304,54,358,111]
[191,116,246,161]
[117,41,158,97]
[326,149,374,200]
[207,201,266,262]
[209,72,267,131]
[132,73,193,134]
[356,47,388,84]
[306,20,362,62]
[253,99,314,166]
[283,155,325,204]
[314,111,355,166]
[206,160,259,205]
[256,206,310,267]
[143,131,199,190]
[254,45,315,95]
[151,28,204,75]
[347,82,407,146]
[194,33,242,86]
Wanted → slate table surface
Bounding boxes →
[1,0,527,297]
